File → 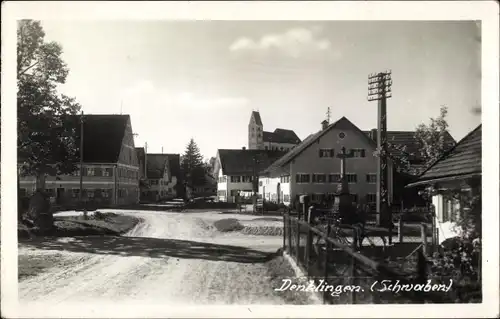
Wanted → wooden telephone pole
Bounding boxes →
[368,70,393,229]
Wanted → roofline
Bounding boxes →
[415,124,481,180]
[405,172,481,188]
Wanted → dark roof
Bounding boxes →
[251,111,263,126]
[164,153,181,178]
[70,114,129,163]
[146,154,169,179]
[361,130,456,160]
[407,125,481,186]
[218,149,287,175]
[263,128,301,144]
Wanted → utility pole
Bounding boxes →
[252,154,260,212]
[79,111,85,211]
[368,70,392,230]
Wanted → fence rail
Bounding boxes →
[283,212,450,304]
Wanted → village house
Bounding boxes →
[19,114,140,207]
[259,116,456,207]
[248,111,301,152]
[136,150,181,201]
[214,148,286,203]
[406,124,481,244]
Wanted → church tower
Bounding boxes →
[248,111,264,150]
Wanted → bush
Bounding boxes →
[213,218,244,232]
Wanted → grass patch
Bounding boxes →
[18,253,81,281]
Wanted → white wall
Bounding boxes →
[259,177,291,205]
[217,175,228,201]
[432,194,460,244]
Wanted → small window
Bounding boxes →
[312,174,327,183]
[296,174,310,183]
[366,174,377,183]
[319,148,335,158]
[328,174,341,183]
[366,193,377,203]
[87,168,95,176]
[350,149,366,158]
[87,190,95,198]
[346,174,357,183]
[338,132,346,139]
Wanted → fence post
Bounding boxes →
[296,216,301,263]
[305,206,315,276]
[323,220,331,304]
[350,227,357,304]
[398,218,403,243]
[283,213,287,251]
[288,215,292,254]
[420,223,428,256]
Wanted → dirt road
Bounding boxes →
[19,210,310,309]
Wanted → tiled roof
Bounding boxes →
[263,128,302,144]
[146,154,169,179]
[251,111,263,126]
[218,149,287,176]
[70,114,129,163]
[362,130,456,160]
[410,125,481,184]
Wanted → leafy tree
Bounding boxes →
[17,20,81,223]
[181,139,206,187]
[385,105,455,175]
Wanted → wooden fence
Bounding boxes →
[283,212,450,304]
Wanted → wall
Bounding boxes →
[432,194,460,244]
[288,123,393,204]
[248,118,263,150]
[217,175,228,201]
[258,176,291,205]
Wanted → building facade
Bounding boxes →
[248,111,301,152]
[214,148,286,203]
[19,114,140,207]
[407,125,481,244]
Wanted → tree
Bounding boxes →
[387,105,455,175]
[17,20,81,224]
[181,139,206,187]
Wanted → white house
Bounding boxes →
[214,148,286,203]
[406,125,481,244]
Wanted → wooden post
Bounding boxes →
[398,218,403,243]
[350,227,357,304]
[283,213,287,251]
[420,223,428,256]
[288,216,292,254]
[296,216,301,262]
[323,220,331,304]
[305,206,314,275]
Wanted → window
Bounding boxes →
[319,148,335,158]
[19,188,27,197]
[351,194,358,203]
[86,168,95,176]
[74,169,80,176]
[338,132,346,139]
[230,190,240,196]
[87,190,95,198]
[366,174,377,183]
[295,174,310,183]
[94,168,102,176]
[102,189,110,198]
[259,181,263,187]
[242,176,252,183]
[103,168,112,177]
[312,174,327,183]
[350,149,366,158]
[230,176,241,183]
[328,174,341,183]
[366,193,377,203]
[283,194,290,202]
[346,174,358,183]
[280,176,290,183]
[71,189,80,198]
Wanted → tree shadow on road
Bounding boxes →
[19,236,278,264]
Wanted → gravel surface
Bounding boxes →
[18,210,311,312]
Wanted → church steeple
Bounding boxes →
[248,111,264,150]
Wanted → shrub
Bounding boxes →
[213,218,244,232]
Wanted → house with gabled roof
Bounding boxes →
[19,114,140,207]
[406,124,481,243]
[248,111,301,152]
[214,148,286,203]
[259,116,456,207]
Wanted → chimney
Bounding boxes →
[242,147,246,150]
[321,120,329,130]
[370,128,378,142]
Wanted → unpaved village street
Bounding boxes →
[18,210,315,310]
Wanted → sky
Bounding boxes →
[40,20,481,160]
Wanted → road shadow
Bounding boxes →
[19,235,278,264]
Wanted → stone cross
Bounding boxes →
[336,146,354,195]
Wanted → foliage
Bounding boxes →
[17,20,81,182]
[181,138,206,187]
[374,106,455,176]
